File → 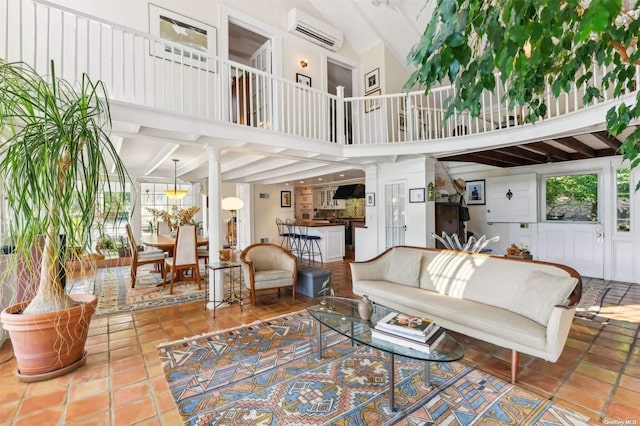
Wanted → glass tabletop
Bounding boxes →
[307,297,464,362]
[207,261,242,271]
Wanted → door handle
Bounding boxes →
[595,224,603,242]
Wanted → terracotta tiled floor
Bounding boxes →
[1,254,639,425]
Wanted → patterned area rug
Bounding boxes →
[575,278,610,319]
[157,311,595,425]
[73,265,206,316]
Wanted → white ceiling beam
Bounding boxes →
[223,157,298,180]
[143,144,180,176]
[220,152,266,173]
[262,164,358,185]
[238,161,330,183]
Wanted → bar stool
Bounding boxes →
[295,222,323,264]
[285,218,301,256]
[275,218,293,250]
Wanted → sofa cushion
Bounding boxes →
[508,271,578,325]
[386,249,422,287]
[356,280,547,351]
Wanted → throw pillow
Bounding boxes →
[386,249,422,287]
[509,270,578,325]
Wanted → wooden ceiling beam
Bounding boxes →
[524,142,572,161]
[592,131,622,150]
[553,137,596,157]
[440,154,509,168]
[496,146,547,163]
[468,150,524,166]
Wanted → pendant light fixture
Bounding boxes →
[164,159,188,200]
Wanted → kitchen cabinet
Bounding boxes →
[315,187,346,210]
[485,173,537,222]
[295,187,314,220]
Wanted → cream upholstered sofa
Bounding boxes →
[240,243,297,305]
[350,246,582,383]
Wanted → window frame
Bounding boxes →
[541,170,602,224]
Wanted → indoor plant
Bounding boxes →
[0,61,130,380]
[406,0,639,181]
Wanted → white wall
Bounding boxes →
[247,183,295,246]
[448,155,640,281]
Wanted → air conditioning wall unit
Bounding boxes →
[287,8,344,52]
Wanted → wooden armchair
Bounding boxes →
[125,224,166,288]
[240,243,297,305]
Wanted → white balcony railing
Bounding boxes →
[1,0,638,147]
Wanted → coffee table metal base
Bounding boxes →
[315,320,433,412]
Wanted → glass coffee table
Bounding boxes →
[307,297,464,412]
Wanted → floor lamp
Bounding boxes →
[221,197,244,250]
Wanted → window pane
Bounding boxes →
[545,173,598,222]
[140,182,192,236]
[616,169,630,232]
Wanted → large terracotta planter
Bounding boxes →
[0,293,97,381]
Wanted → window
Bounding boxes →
[97,181,133,242]
[140,182,194,237]
[545,173,598,222]
[616,169,630,232]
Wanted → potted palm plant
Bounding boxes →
[0,60,130,381]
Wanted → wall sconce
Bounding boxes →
[299,59,308,68]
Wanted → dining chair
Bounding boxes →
[197,246,209,266]
[164,225,202,294]
[157,221,172,236]
[125,224,166,288]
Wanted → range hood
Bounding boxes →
[333,184,365,199]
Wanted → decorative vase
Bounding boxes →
[358,295,373,321]
[219,249,230,261]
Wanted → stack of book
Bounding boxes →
[371,312,444,354]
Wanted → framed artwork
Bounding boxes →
[366,193,375,207]
[409,188,425,203]
[364,68,380,92]
[280,190,292,208]
[465,179,486,205]
[149,4,217,65]
[365,89,381,113]
[296,73,312,87]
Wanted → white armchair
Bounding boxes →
[240,243,297,305]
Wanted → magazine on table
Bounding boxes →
[375,312,436,339]
[371,326,445,354]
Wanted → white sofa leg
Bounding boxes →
[511,350,519,383]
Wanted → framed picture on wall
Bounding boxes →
[365,68,380,92]
[280,191,292,208]
[465,179,486,205]
[365,89,381,113]
[409,188,425,203]
[148,4,217,65]
[366,193,375,207]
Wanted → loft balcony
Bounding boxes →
[1,0,638,179]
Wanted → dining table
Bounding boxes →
[141,234,209,257]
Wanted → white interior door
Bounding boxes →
[249,39,272,128]
[537,223,604,278]
[384,181,406,248]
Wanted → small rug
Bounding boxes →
[575,278,610,319]
[157,311,595,425]
[70,265,207,316]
